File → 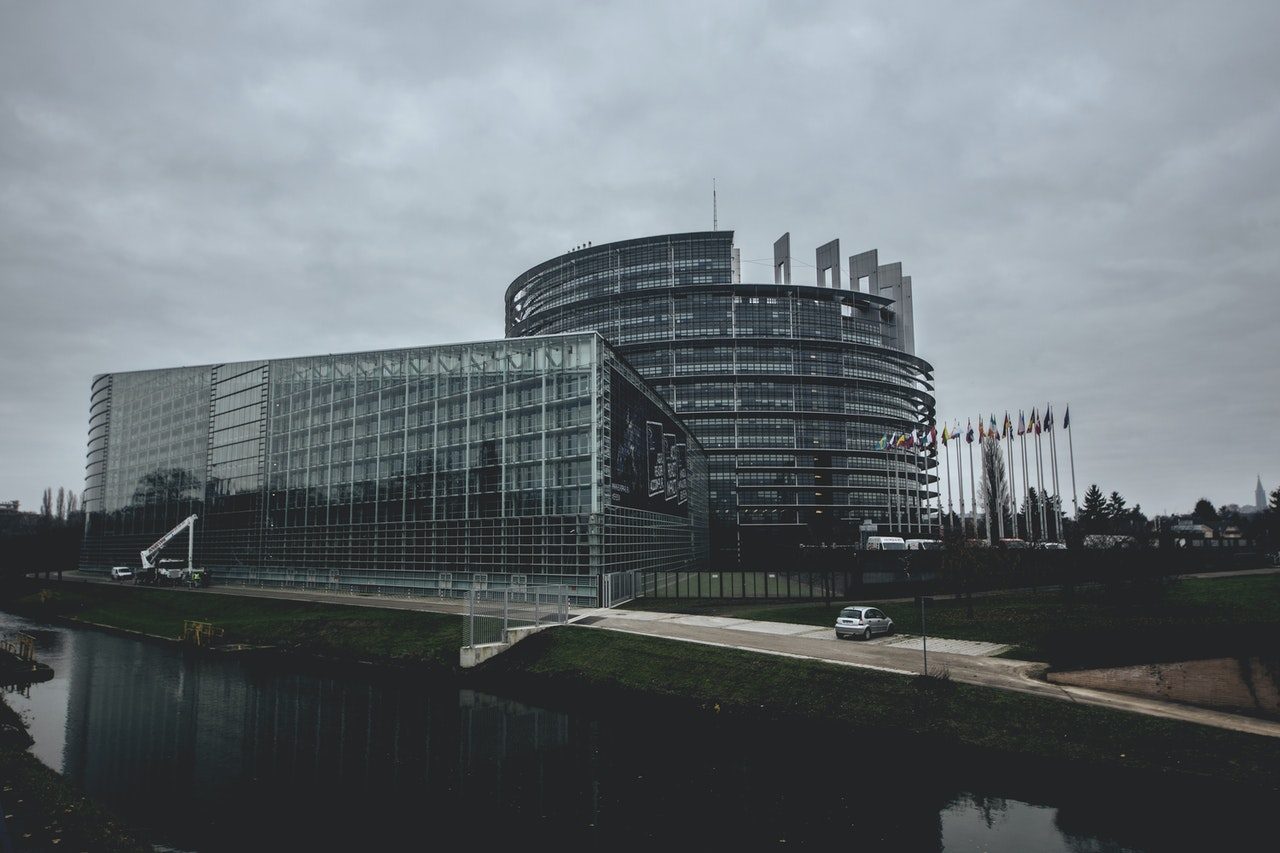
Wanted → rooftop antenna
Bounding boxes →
[713,178,718,231]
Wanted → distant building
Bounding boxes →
[1258,475,1267,512]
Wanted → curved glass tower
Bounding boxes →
[506,231,936,567]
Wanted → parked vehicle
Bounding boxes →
[864,536,906,551]
[835,606,894,640]
[999,538,1030,549]
[1035,542,1068,550]
[905,539,943,551]
[110,566,133,581]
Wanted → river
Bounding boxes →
[0,611,1270,850]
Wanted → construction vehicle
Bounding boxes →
[136,514,200,585]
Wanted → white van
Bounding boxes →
[905,539,943,551]
[865,536,906,551]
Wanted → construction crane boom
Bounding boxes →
[140,514,198,571]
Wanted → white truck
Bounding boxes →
[137,514,200,584]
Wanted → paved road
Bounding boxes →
[55,571,1280,737]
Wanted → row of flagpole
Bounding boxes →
[875,404,1077,543]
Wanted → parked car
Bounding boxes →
[1035,542,1068,550]
[835,606,894,640]
[110,566,134,581]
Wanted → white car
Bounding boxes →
[110,566,134,581]
[835,606,894,640]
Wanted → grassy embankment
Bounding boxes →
[4,581,462,671]
[0,697,149,852]
[479,626,1280,791]
[623,573,1280,668]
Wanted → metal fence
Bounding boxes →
[602,570,639,608]
[463,585,570,648]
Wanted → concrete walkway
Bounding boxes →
[55,571,1280,737]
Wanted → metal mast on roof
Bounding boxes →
[713,178,717,231]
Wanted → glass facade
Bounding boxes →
[506,232,936,566]
[81,334,709,604]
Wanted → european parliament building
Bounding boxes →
[506,232,936,566]
[80,333,709,602]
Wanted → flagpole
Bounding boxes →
[1048,407,1062,541]
[981,424,994,546]
[890,443,899,532]
[896,443,905,533]
[883,442,892,531]
[944,437,954,535]
[935,447,943,537]
[1067,405,1079,519]
[992,436,1005,541]
[967,426,977,542]
[1005,419,1017,542]
[916,440,926,534]
[1034,417,1048,542]
[955,425,966,537]
[1020,412,1031,540]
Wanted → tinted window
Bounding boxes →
[867,610,882,619]
[840,609,861,618]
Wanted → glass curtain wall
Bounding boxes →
[506,232,936,568]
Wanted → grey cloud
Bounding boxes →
[1,0,1278,515]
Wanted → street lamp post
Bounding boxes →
[905,556,929,676]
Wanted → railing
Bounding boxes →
[0,634,35,662]
[463,586,570,649]
[181,620,225,647]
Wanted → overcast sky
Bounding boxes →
[2,1,1277,517]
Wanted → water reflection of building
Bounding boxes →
[80,334,708,605]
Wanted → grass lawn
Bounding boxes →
[2,581,463,671]
[482,627,1280,790]
[624,574,1280,666]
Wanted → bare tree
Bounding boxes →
[979,438,1011,540]
[41,487,53,518]
[67,490,79,514]
[56,486,65,520]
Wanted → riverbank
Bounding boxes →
[7,578,1280,790]
[474,627,1280,791]
[0,696,149,851]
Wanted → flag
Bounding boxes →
[929,424,938,447]
[1017,411,1026,436]
[1063,406,1070,430]
[889,431,900,449]
[978,419,986,440]
[1044,404,1054,431]
[965,420,974,443]
[897,433,907,447]
[941,424,950,445]
[907,430,917,449]
[990,414,999,438]
[876,434,887,451]
[1033,407,1042,436]
[1003,412,1012,438]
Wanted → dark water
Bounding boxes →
[1,611,1273,851]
